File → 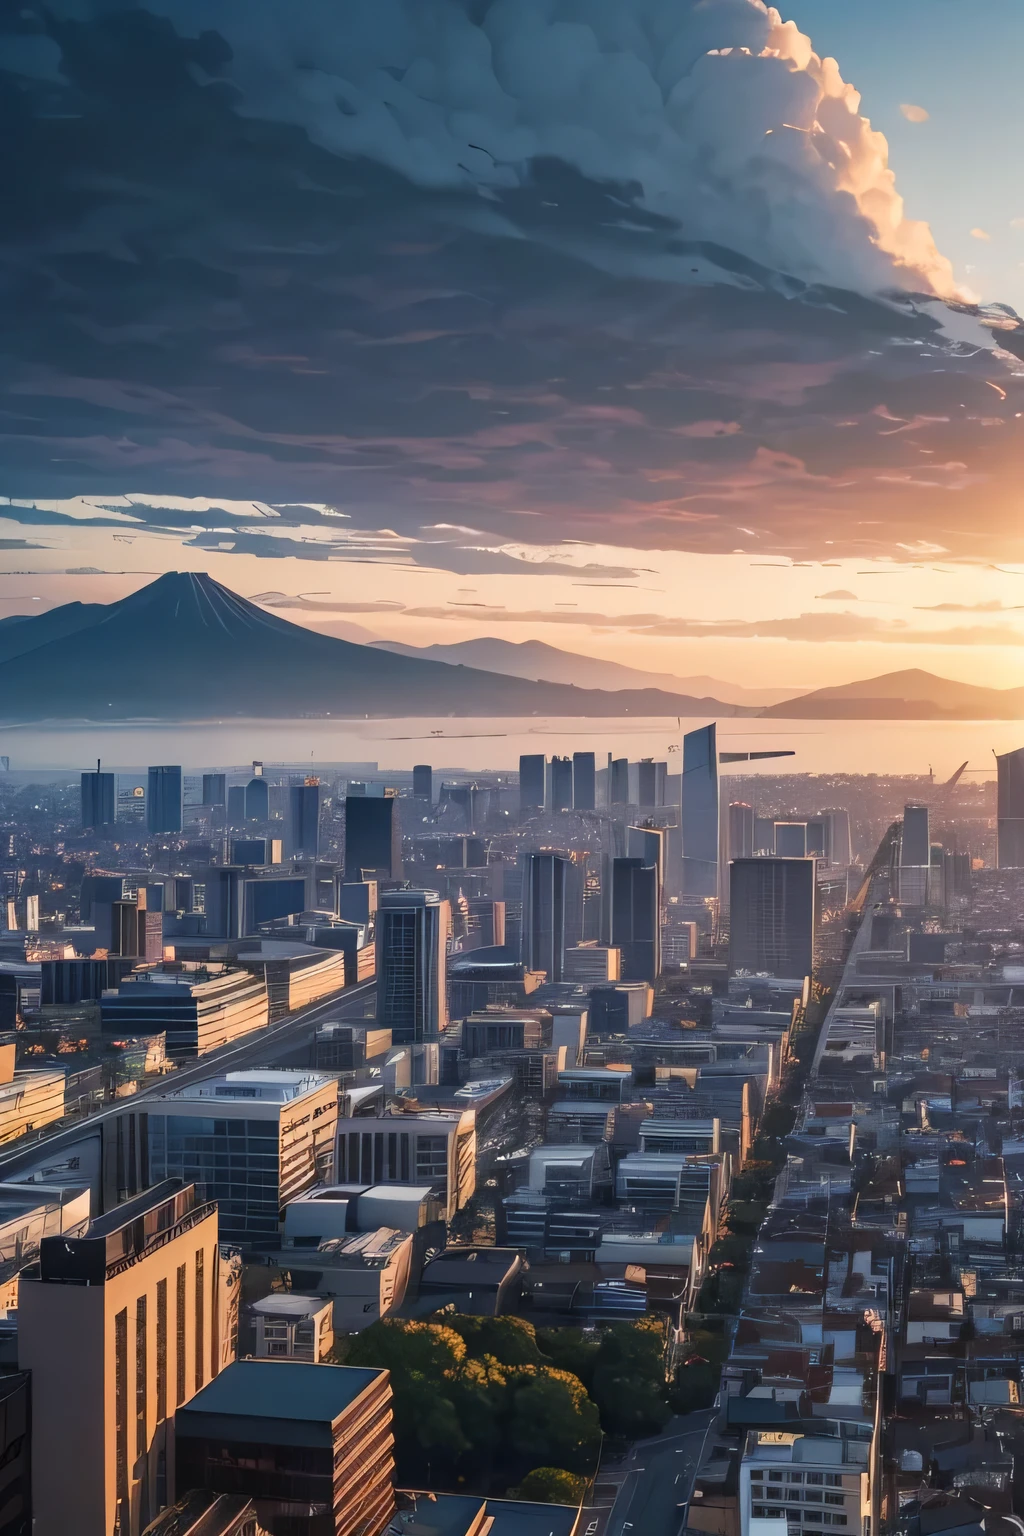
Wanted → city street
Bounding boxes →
[588,1409,716,1536]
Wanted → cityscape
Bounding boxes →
[3,2,1024,1536]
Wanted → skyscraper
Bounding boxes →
[226,784,246,823]
[550,756,573,811]
[610,757,629,805]
[521,851,568,981]
[287,779,321,859]
[519,753,545,812]
[774,821,808,859]
[19,1179,225,1536]
[344,793,401,881]
[997,747,1024,867]
[412,763,433,802]
[201,772,226,808]
[573,751,596,810]
[244,774,269,822]
[637,759,666,807]
[376,888,449,1044]
[823,808,853,867]
[729,857,816,980]
[81,760,116,829]
[147,765,183,834]
[899,803,931,907]
[608,856,660,983]
[681,724,719,897]
[727,802,755,861]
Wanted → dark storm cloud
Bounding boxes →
[0,1,1022,562]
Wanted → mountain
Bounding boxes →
[0,572,744,722]
[762,669,1024,720]
[370,636,790,707]
[0,601,106,664]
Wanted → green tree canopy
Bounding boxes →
[512,1467,587,1505]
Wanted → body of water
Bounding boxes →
[0,715,1018,777]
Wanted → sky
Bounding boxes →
[1,0,1023,695]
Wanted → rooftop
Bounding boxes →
[176,1359,385,1425]
[250,1294,329,1320]
[166,1069,334,1103]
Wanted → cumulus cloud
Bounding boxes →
[143,0,957,297]
[971,228,991,242]
[899,104,929,124]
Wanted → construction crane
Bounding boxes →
[944,761,969,788]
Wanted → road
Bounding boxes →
[0,977,378,1180]
[599,1410,716,1536]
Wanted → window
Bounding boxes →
[194,1249,205,1393]
[175,1265,186,1405]
[788,1473,804,1484]
[751,1471,764,1481]
[806,1474,823,1486]
[769,1472,784,1484]
[135,1294,148,1458]
[825,1494,846,1507]
[156,1279,167,1424]
[114,1309,129,1514]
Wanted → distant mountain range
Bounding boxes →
[0,573,746,722]
[370,636,792,707]
[0,577,1019,723]
[761,668,1024,720]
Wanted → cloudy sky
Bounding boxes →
[2,0,1023,693]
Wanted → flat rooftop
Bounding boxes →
[168,1070,333,1103]
[177,1360,384,1425]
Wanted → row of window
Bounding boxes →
[752,1509,848,1525]
[758,1489,846,1505]
[752,1472,846,1487]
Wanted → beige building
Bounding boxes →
[335,1107,476,1222]
[251,1293,334,1362]
[0,1043,64,1145]
[19,1179,227,1536]
[101,963,269,1057]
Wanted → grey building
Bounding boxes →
[519,753,545,812]
[81,762,115,829]
[607,856,660,983]
[729,857,816,981]
[682,723,719,896]
[573,751,596,811]
[147,765,182,835]
[376,889,449,1044]
[522,852,568,982]
[997,747,1024,867]
[344,794,401,881]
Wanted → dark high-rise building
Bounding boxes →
[202,772,226,807]
[682,724,719,896]
[728,802,755,861]
[608,856,660,983]
[805,817,827,859]
[377,888,449,1043]
[1000,749,1024,872]
[522,852,568,981]
[244,775,269,822]
[573,751,596,811]
[637,759,666,807]
[519,753,545,812]
[412,763,433,802]
[288,780,321,859]
[344,794,401,881]
[753,816,776,855]
[774,821,807,859]
[174,1360,396,1536]
[610,757,629,805]
[823,808,853,867]
[729,857,815,980]
[81,760,115,829]
[226,785,246,823]
[550,756,573,811]
[147,764,183,834]
[902,804,930,867]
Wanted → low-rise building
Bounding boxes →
[334,1109,476,1222]
[282,1229,414,1332]
[100,963,269,1057]
[251,1294,334,1362]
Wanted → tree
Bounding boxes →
[590,1320,670,1438]
[536,1326,600,1391]
[511,1467,587,1504]
[347,1318,466,1377]
[505,1366,601,1474]
[442,1313,544,1366]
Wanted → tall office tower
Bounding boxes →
[81,760,116,829]
[19,1179,225,1536]
[898,802,931,906]
[753,816,776,855]
[519,753,545,812]
[610,757,630,805]
[412,763,433,803]
[774,821,808,859]
[110,891,162,961]
[550,756,573,811]
[287,779,321,859]
[729,857,816,980]
[823,808,853,867]
[175,1360,396,1536]
[997,746,1024,867]
[344,793,401,881]
[147,765,183,834]
[201,772,226,808]
[376,889,449,1044]
[628,825,666,908]
[637,759,666,807]
[226,784,246,823]
[608,856,660,983]
[244,775,269,822]
[563,854,587,952]
[681,723,719,896]
[728,802,755,861]
[521,851,568,981]
[805,817,827,858]
[573,751,596,810]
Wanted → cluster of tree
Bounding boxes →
[345,1313,670,1492]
